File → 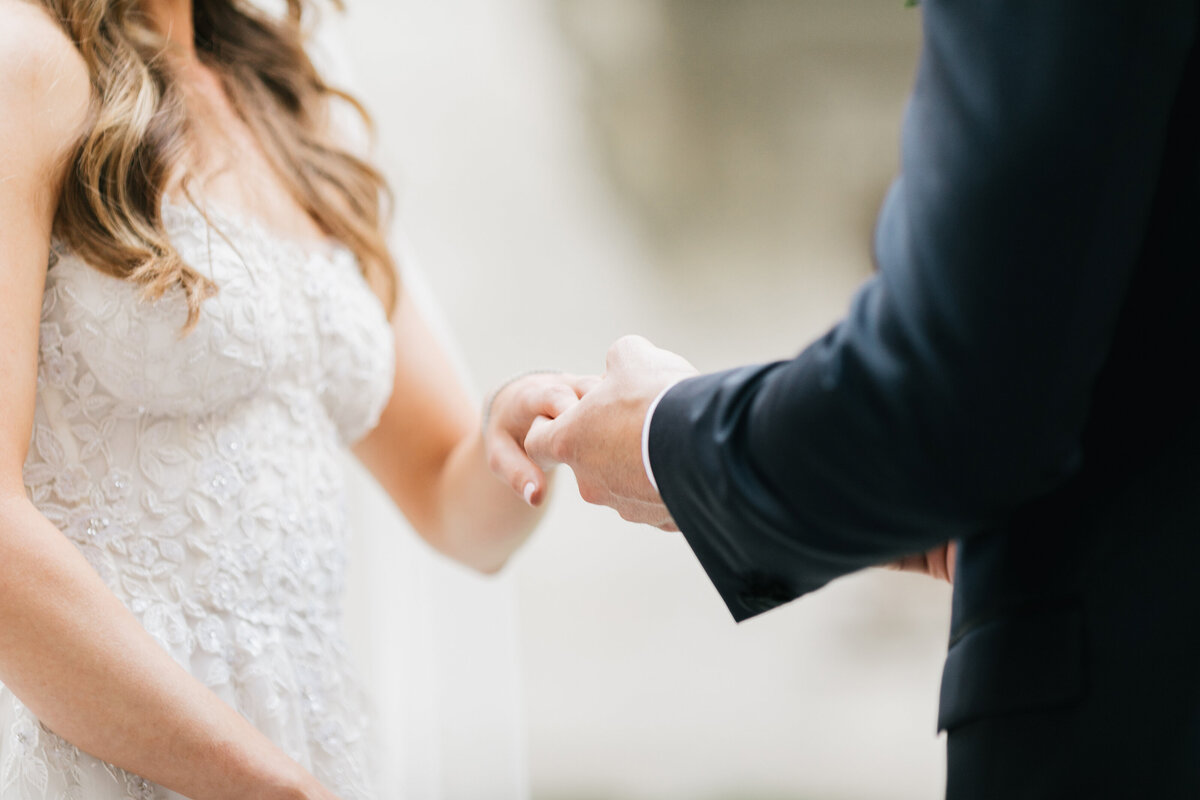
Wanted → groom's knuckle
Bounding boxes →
[605,339,627,365]
[618,334,647,353]
[548,430,571,462]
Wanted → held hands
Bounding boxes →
[482,371,595,507]
[524,336,699,530]
[484,338,957,586]
[482,333,699,527]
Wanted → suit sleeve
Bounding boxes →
[649,0,1198,621]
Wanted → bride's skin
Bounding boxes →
[0,0,571,798]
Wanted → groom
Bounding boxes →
[524,1,1200,797]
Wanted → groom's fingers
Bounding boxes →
[486,432,549,506]
[884,542,957,584]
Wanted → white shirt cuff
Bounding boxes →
[641,384,675,493]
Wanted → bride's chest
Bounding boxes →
[40,204,395,442]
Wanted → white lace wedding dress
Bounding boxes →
[4,198,395,799]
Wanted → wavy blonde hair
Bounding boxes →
[38,0,397,329]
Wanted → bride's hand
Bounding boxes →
[483,372,598,506]
[887,540,957,584]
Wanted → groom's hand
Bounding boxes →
[887,541,958,584]
[524,336,698,529]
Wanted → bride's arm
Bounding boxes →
[0,13,336,800]
[0,502,337,800]
[353,289,580,573]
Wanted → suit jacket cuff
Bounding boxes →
[648,366,802,622]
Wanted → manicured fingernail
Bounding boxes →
[523,482,537,506]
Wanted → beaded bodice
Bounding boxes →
[4,199,394,799]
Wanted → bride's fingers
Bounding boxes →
[537,382,580,420]
[524,414,561,469]
[567,374,602,398]
[486,431,549,506]
[505,381,578,433]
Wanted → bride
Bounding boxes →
[0,0,579,797]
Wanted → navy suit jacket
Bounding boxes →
[649,1,1200,796]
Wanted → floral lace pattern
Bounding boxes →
[5,200,395,799]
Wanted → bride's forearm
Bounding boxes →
[432,428,549,574]
[0,494,331,800]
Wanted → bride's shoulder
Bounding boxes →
[0,1,90,153]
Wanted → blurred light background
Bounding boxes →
[336,1,951,798]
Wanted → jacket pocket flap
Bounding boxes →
[938,603,1085,732]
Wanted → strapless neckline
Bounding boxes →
[160,195,353,264]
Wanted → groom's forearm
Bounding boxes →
[649,0,1188,621]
